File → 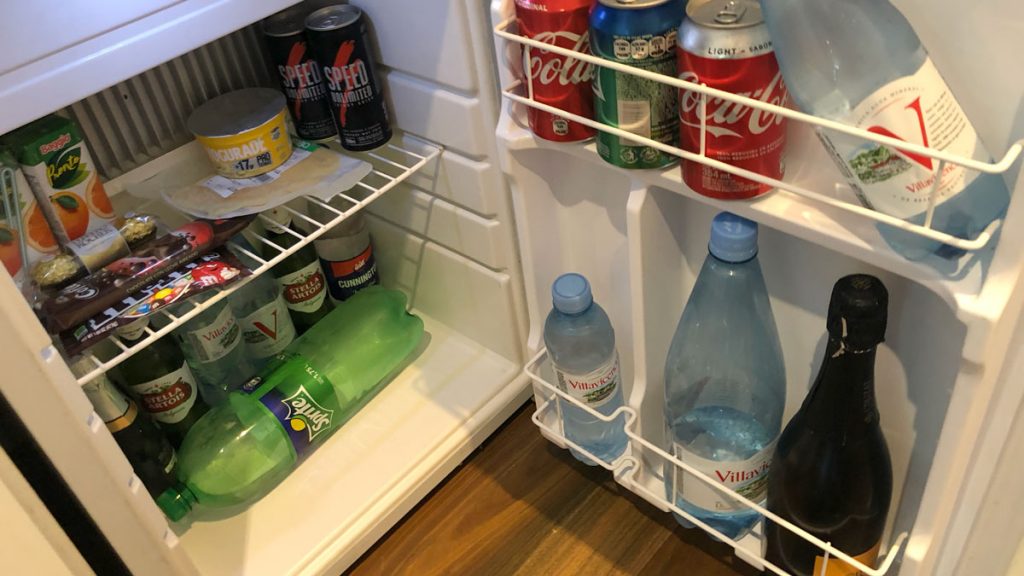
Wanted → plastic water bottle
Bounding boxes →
[155,287,423,521]
[229,272,297,371]
[543,273,628,466]
[759,0,1009,260]
[172,292,256,406]
[663,213,785,539]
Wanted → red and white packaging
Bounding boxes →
[677,0,789,199]
[514,0,596,142]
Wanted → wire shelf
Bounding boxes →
[74,136,442,386]
[494,17,1022,252]
[524,348,907,576]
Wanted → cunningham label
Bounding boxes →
[128,362,199,424]
[820,58,986,219]
[277,260,328,313]
[241,297,296,358]
[553,354,622,409]
[242,353,343,458]
[671,440,775,512]
[319,243,378,301]
[186,304,241,363]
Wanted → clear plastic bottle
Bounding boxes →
[543,273,628,465]
[229,272,297,372]
[172,292,256,406]
[663,212,785,539]
[759,0,1009,260]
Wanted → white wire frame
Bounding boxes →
[524,348,908,576]
[74,136,443,386]
[494,17,1023,252]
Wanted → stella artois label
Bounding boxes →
[128,362,199,425]
[276,260,328,313]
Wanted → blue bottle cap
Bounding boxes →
[552,273,593,315]
[709,212,758,263]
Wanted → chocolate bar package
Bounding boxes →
[60,249,252,356]
[41,215,254,332]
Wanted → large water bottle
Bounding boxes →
[156,287,423,521]
[172,292,256,406]
[663,212,785,539]
[543,273,628,465]
[759,0,1009,260]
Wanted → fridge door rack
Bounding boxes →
[524,347,908,576]
[492,17,1022,254]
[73,135,443,387]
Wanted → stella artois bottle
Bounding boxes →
[261,208,333,333]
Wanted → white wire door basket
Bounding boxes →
[494,17,1023,253]
[525,348,907,576]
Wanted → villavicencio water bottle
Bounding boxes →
[663,212,785,539]
[760,0,1009,260]
[543,273,628,465]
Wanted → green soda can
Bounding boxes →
[591,0,682,169]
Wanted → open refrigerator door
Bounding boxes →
[491,0,1024,574]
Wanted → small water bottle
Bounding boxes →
[543,273,628,465]
[663,212,785,539]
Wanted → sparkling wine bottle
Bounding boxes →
[766,274,893,576]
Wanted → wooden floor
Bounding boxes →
[348,403,759,576]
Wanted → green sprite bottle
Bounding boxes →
[156,286,423,521]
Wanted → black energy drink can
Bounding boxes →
[305,5,392,151]
[262,6,337,142]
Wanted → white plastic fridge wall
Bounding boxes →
[491,0,1024,574]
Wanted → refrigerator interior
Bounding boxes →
[0,0,1022,575]
[0,1,534,575]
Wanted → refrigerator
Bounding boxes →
[0,0,1022,574]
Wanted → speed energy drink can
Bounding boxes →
[262,6,338,142]
[591,0,682,169]
[306,5,393,151]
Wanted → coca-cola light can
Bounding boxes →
[678,0,788,199]
[514,0,596,142]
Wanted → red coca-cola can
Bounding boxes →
[677,0,788,199]
[514,0,596,142]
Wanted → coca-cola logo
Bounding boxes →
[141,379,191,413]
[523,30,594,87]
[678,70,789,138]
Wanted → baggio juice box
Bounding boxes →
[0,148,59,289]
[4,115,118,248]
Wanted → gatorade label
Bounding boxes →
[241,353,345,458]
[320,244,379,302]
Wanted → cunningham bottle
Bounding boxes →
[766,274,893,576]
[759,0,1009,260]
[663,212,785,539]
[543,273,628,465]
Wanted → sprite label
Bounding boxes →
[594,28,679,169]
[241,353,345,459]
